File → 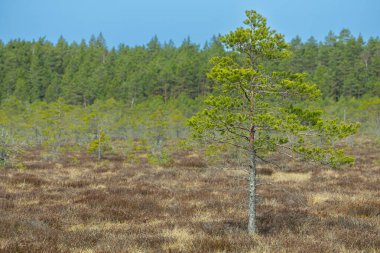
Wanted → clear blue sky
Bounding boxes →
[1,0,379,48]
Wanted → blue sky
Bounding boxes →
[1,0,379,48]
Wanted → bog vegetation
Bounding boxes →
[0,9,379,252]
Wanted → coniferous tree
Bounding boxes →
[189,10,359,234]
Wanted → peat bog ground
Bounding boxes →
[0,139,379,252]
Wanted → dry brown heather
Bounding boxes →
[0,139,379,253]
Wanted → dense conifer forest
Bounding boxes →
[0,30,379,105]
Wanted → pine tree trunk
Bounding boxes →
[248,146,257,233]
[248,123,257,233]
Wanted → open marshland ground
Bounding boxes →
[0,138,379,252]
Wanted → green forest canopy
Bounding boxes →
[0,30,379,106]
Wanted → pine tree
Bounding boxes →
[189,10,359,233]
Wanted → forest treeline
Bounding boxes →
[275,30,380,100]
[0,34,224,105]
[0,29,379,105]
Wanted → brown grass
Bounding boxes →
[0,140,379,252]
